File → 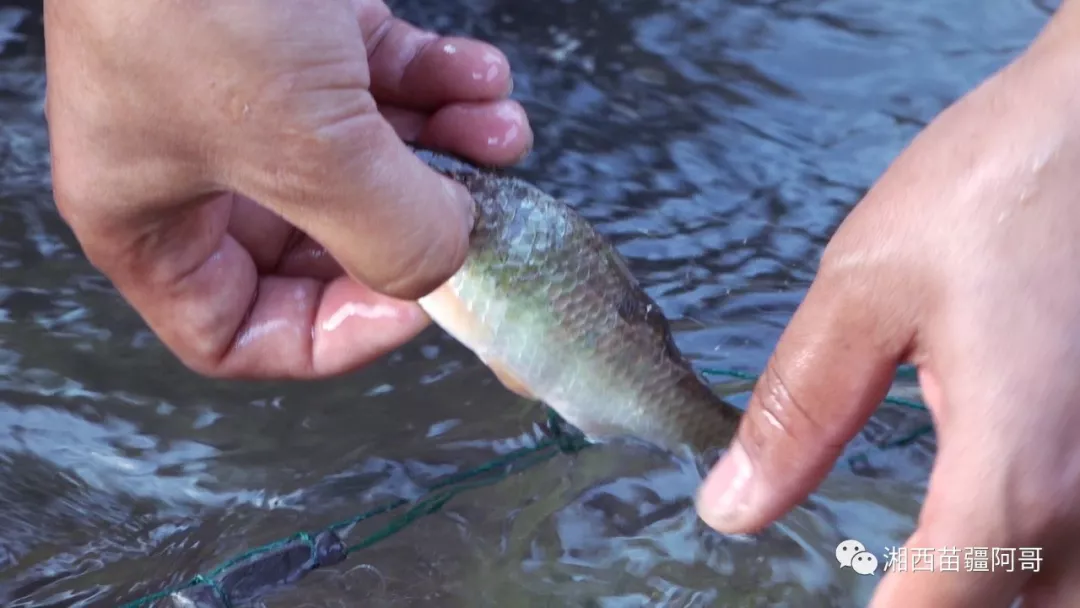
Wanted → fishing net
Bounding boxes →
[114,369,930,608]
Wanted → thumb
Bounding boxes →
[237,113,475,301]
[695,268,914,533]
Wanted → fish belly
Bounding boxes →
[418,277,629,439]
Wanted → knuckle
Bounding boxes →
[742,357,839,461]
[49,159,95,229]
[258,105,383,209]
[363,15,404,72]
[50,175,122,276]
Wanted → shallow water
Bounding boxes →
[0,1,1055,606]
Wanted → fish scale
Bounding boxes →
[410,144,743,459]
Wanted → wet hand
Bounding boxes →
[43,0,531,378]
[696,4,1080,607]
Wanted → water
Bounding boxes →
[0,1,1055,606]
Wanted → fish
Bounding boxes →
[410,144,743,459]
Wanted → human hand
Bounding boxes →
[696,3,1080,606]
[43,0,531,378]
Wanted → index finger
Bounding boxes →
[696,270,910,533]
[359,10,514,110]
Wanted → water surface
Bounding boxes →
[0,1,1055,606]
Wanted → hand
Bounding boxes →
[43,0,532,378]
[696,3,1080,607]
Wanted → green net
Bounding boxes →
[115,367,930,607]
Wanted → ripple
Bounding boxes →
[0,1,1043,606]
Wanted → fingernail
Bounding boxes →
[696,441,755,531]
[515,141,533,163]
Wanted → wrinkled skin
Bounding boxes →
[696,3,1080,607]
[43,0,532,378]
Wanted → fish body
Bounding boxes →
[411,145,742,457]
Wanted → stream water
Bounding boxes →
[0,1,1056,606]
